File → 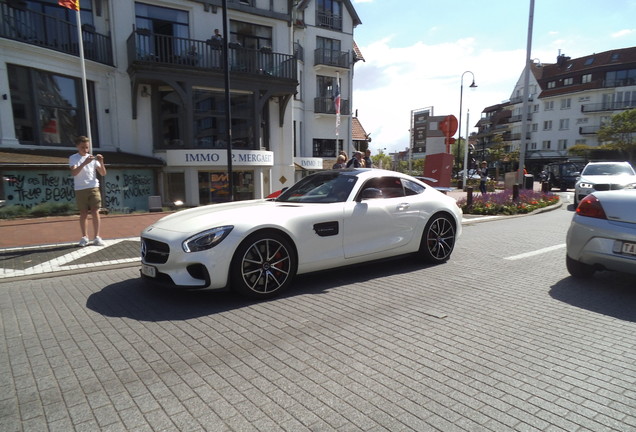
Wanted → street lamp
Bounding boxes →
[457,71,477,182]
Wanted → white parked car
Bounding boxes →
[140,169,463,299]
[566,189,636,278]
[574,161,636,205]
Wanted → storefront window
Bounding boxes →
[198,170,254,204]
[8,64,97,147]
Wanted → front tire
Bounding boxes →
[418,214,456,264]
[566,255,595,278]
[230,231,297,299]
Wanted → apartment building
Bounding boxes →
[477,47,636,173]
[0,0,362,210]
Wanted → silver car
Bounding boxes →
[574,161,636,205]
[566,189,636,278]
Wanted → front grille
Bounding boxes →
[594,184,626,192]
[141,237,170,264]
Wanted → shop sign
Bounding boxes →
[294,157,323,170]
[166,149,274,167]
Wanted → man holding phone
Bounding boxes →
[69,136,107,246]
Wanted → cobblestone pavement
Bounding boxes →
[1,204,635,431]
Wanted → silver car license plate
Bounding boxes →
[621,242,636,256]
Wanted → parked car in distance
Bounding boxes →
[545,161,581,192]
[566,189,636,278]
[140,169,463,299]
[574,161,636,205]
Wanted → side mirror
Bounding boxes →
[359,188,383,201]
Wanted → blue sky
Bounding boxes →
[351,0,636,154]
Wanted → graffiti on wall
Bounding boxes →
[2,169,155,212]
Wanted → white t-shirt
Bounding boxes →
[69,153,102,190]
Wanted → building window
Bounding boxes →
[544,101,554,110]
[230,20,272,49]
[563,77,573,85]
[531,123,538,132]
[560,98,571,109]
[8,64,97,147]
[547,81,556,89]
[559,119,569,130]
[542,140,551,150]
[605,69,636,87]
[316,0,343,31]
[543,120,552,131]
[582,74,592,84]
[558,139,568,150]
[316,36,344,66]
[313,138,338,157]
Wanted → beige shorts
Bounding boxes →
[75,187,102,211]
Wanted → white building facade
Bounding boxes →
[506,48,636,171]
[0,0,361,210]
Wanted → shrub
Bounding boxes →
[0,205,29,219]
[29,202,77,217]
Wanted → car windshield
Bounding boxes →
[277,172,358,203]
[582,163,635,176]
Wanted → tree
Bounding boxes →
[597,108,636,162]
[371,151,394,170]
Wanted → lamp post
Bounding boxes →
[457,71,477,183]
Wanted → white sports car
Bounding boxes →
[140,169,463,299]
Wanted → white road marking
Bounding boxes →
[504,243,566,261]
[0,238,140,278]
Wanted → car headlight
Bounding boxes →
[182,226,233,253]
[578,182,593,189]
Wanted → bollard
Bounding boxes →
[513,184,519,201]
[466,186,473,208]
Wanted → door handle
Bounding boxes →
[397,203,410,211]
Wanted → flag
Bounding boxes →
[334,74,341,136]
[58,0,79,11]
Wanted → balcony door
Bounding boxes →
[135,3,189,60]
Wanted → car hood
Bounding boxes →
[579,174,636,186]
[145,199,321,234]
[593,190,636,224]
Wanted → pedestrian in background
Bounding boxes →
[69,136,107,246]
[332,154,346,169]
[479,161,488,195]
[346,151,363,168]
[364,149,374,168]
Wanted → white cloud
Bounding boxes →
[353,38,527,153]
[611,29,635,38]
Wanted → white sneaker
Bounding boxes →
[78,236,89,247]
[93,236,105,246]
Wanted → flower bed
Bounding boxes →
[457,189,560,215]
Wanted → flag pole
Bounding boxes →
[335,72,341,150]
[74,10,92,154]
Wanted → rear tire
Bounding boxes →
[418,214,456,264]
[230,232,297,299]
[566,255,595,278]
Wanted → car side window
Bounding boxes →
[359,177,405,199]
[402,179,425,196]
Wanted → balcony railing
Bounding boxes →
[0,2,113,66]
[581,101,636,113]
[314,97,350,115]
[127,31,297,81]
[509,113,533,123]
[316,10,343,30]
[314,48,350,68]
[579,126,600,135]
